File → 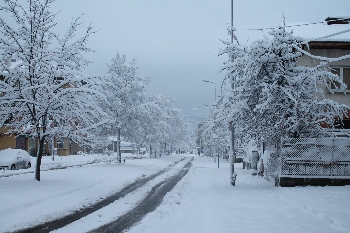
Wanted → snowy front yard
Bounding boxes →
[0,154,349,233]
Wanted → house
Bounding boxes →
[0,56,85,156]
[268,18,350,186]
[120,141,133,153]
[294,17,350,130]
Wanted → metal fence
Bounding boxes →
[280,138,350,178]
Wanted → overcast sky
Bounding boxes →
[2,0,350,132]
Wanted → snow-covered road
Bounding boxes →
[0,154,183,232]
[1,154,350,233]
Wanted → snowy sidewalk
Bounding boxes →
[127,156,350,233]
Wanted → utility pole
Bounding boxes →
[230,0,237,186]
[231,0,234,44]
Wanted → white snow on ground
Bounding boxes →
[0,152,158,178]
[1,154,350,233]
[0,153,179,232]
[127,156,350,233]
[52,157,192,233]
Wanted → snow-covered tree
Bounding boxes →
[89,53,192,158]
[0,0,108,181]
[218,26,350,147]
[97,53,149,162]
[137,94,193,157]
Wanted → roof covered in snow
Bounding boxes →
[289,17,350,43]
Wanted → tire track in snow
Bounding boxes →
[88,157,193,233]
[13,157,186,233]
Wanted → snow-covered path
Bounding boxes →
[127,156,350,233]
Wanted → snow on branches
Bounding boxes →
[0,0,108,180]
[90,54,193,158]
[215,26,350,145]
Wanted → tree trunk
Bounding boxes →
[112,139,115,155]
[230,122,236,186]
[35,135,46,181]
[149,143,152,158]
[276,134,282,157]
[117,128,121,163]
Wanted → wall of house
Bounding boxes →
[56,138,69,156]
[54,139,84,156]
[0,134,16,151]
[57,148,70,156]
[69,141,84,155]
[297,48,350,67]
[297,48,350,105]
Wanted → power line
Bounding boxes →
[232,19,350,32]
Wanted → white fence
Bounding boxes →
[280,138,350,178]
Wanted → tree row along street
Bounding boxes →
[0,0,194,182]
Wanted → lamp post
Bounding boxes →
[203,80,216,102]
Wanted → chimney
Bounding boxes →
[325,17,350,25]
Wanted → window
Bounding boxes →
[330,67,350,91]
[57,139,64,149]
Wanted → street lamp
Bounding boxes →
[228,0,238,186]
[203,80,216,102]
